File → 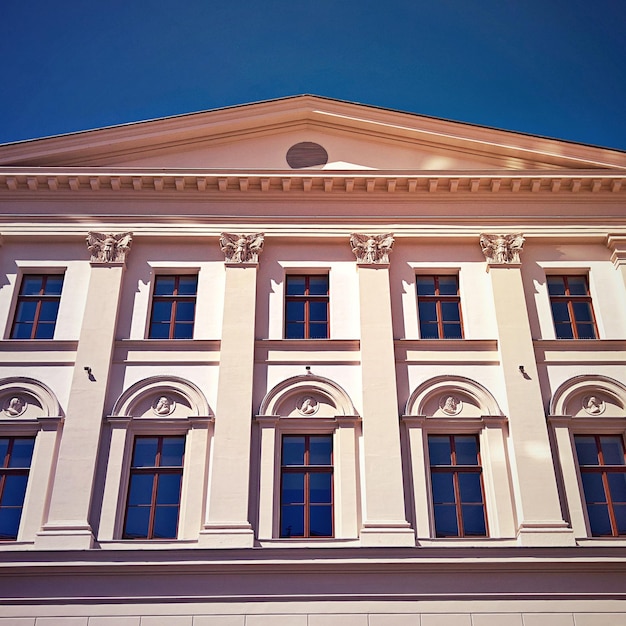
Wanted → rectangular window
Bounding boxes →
[148,275,198,339]
[11,274,64,339]
[547,275,597,339]
[416,275,463,339]
[123,436,185,539]
[0,437,35,540]
[575,435,626,536]
[285,275,329,339]
[280,434,333,538]
[428,434,487,537]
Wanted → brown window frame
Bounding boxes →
[428,434,488,538]
[575,434,626,537]
[148,274,198,340]
[280,434,334,538]
[10,274,64,340]
[416,275,464,340]
[284,274,329,339]
[123,435,185,540]
[547,275,598,339]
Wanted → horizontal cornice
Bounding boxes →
[0,168,625,195]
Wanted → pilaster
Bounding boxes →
[353,234,414,546]
[199,233,263,547]
[482,233,575,546]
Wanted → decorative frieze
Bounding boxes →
[480,233,525,265]
[86,232,133,264]
[220,232,264,264]
[350,233,394,265]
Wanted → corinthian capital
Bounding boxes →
[480,233,525,265]
[350,233,394,265]
[86,232,133,264]
[220,232,264,264]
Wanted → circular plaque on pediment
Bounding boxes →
[439,395,462,416]
[582,395,605,415]
[3,396,27,417]
[297,396,319,416]
[286,142,328,169]
[152,396,176,416]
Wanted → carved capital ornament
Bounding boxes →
[480,233,525,265]
[350,233,394,265]
[86,232,133,264]
[220,232,264,264]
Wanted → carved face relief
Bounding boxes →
[4,396,27,417]
[297,396,319,416]
[350,233,394,264]
[439,395,462,416]
[86,231,133,264]
[583,395,605,415]
[152,396,176,416]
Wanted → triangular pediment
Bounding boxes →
[1,95,624,172]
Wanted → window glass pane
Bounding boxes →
[309,504,332,536]
[282,437,305,466]
[576,437,599,465]
[34,322,55,339]
[429,436,452,466]
[309,301,328,322]
[576,323,596,339]
[601,437,625,466]
[132,438,159,467]
[550,302,571,323]
[21,276,44,295]
[149,323,171,339]
[455,436,478,465]
[151,301,172,323]
[434,504,458,536]
[154,276,176,295]
[173,322,194,339]
[152,506,178,539]
[156,474,182,505]
[281,504,304,537]
[0,508,22,540]
[573,302,593,322]
[309,436,332,465]
[554,323,574,339]
[416,276,435,296]
[11,322,34,339]
[418,302,437,322]
[177,276,198,295]
[281,473,305,504]
[615,504,626,534]
[567,276,589,295]
[175,301,196,322]
[442,323,462,339]
[458,473,483,503]
[438,276,458,295]
[419,323,439,339]
[124,506,150,539]
[127,474,154,506]
[286,301,305,322]
[44,275,64,295]
[309,323,328,339]
[608,473,626,503]
[587,504,612,536]
[1,475,29,506]
[161,437,185,466]
[0,440,8,464]
[462,504,486,535]
[547,276,566,295]
[441,301,460,322]
[14,301,37,324]
[308,276,328,295]
[286,323,305,339]
[286,276,306,295]
[38,301,59,322]
[431,473,455,503]
[8,439,34,468]
[309,473,332,503]
[581,473,606,503]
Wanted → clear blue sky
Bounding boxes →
[1,0,625,150]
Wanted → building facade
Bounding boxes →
[0,95,625,624]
